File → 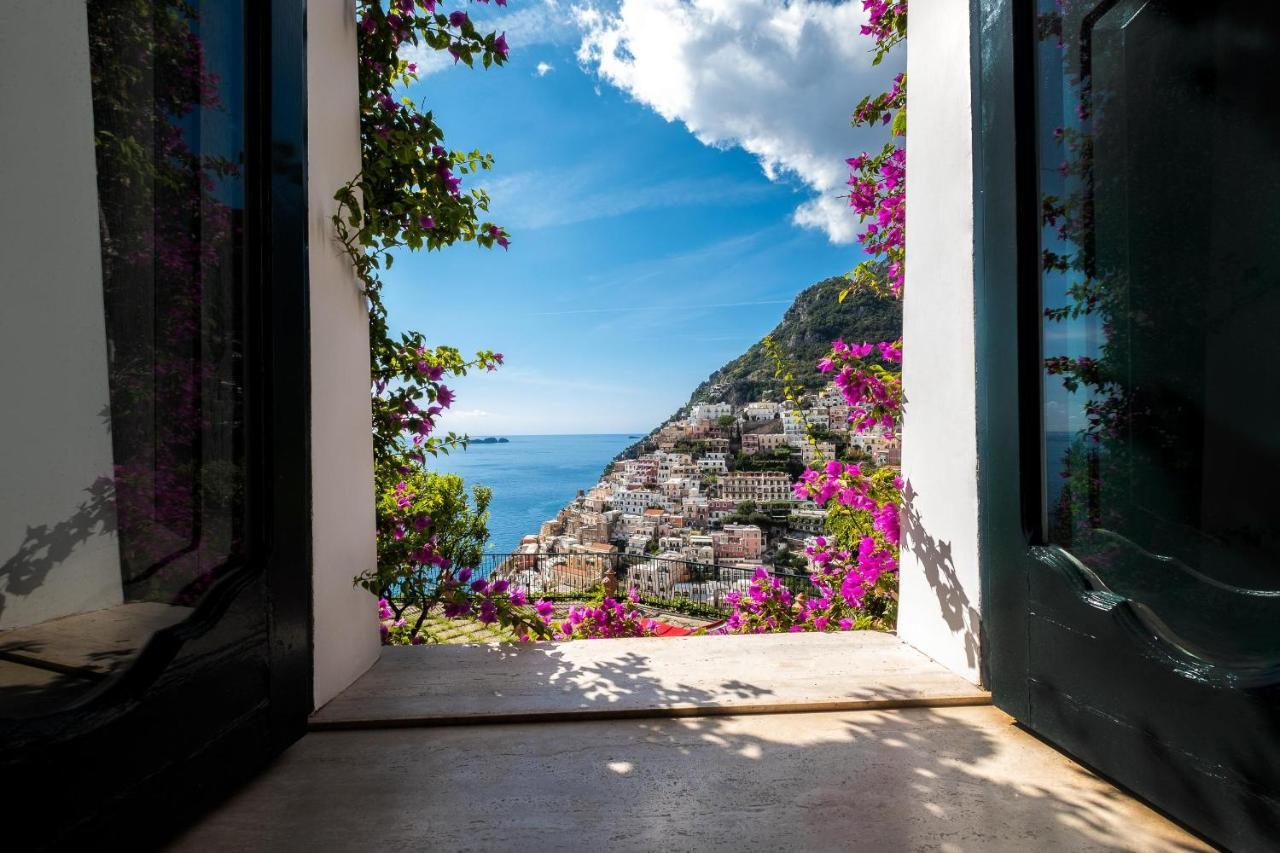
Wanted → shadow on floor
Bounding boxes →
[174,643,1210,852]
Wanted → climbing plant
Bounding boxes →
[341,1,553,642]
[720,0,908,635]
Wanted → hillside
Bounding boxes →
[614,275,902,462]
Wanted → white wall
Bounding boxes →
[896,0,983,684]
[0,1,123,628]
[308,0,381,708]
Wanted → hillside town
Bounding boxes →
[515,394,901,575]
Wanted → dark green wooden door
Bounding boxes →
[0,2,312,846]
[979,2,1280,849]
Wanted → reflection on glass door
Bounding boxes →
[1035,0,1280,670]
[0,0,248,717]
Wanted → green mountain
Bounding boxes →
[615,275,902,461]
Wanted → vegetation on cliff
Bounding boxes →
[615,275,902,461]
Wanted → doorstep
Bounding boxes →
[310,630,990,729]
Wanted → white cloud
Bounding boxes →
[535,61,555,76]
[572,0,903,244]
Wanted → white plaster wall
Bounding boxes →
[0,1,124,628]
[308,0,381,708]
[897,0,983,684]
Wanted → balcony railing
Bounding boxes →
[453,551,811,615]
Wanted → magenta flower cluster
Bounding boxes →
[816,339,903,436]
[846,145,905,295]
[346,0,512,265]
[373,343,503,468]
[860,0,907,51]
[765,4,908,638]
[360,1,508,61]
[720,568,797,634]
[378,563,550,646]
[825,22,907,456]
[716,533,899,635]
[807,534,897,612]
[538,588,659,641]
[377,597,416,644]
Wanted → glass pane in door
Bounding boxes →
[1035,0,1280,669]
[0,0,248,716]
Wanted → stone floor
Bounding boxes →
[174,634,1209,851]
[173,705,1209,852]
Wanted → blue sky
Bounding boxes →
[382,0,902,435]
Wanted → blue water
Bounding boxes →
[429,434,638,555]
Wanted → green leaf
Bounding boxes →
[891,110,907,137]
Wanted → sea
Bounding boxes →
[429,434,639,555]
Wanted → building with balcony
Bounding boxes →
[695,452,729,474]
[716,471,794,503]
[689,402,733,422]
[707,498,739,524]
[743,401,781,421]
[800,441,837,467]
[741,432,789,455]
[710,524,765,562]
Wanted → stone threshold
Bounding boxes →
[310,630,990,730]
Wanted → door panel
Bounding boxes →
[1021,1,1280,847]
[0,1,310,846]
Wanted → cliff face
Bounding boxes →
[615,275,902,462]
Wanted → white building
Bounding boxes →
[656,451,694,481]
[681,535,716,565]
[743,402,781,421]
[804,408,830,430]
[800,441,837,467]
[689,402,732,422]
[624,533,652,556]
[696,452,728,474]
[612,490,667,516]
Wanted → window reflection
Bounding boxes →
[1036,0,1280,666]
[0,0,247,716]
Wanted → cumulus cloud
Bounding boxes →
[572,0,903,243]
[535,61,555,76]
